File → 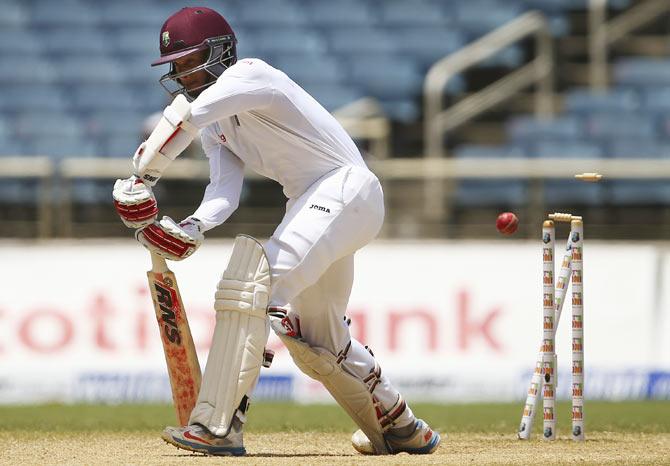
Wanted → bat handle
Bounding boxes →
[150,252,169,273]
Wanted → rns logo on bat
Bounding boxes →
[154,282,181,344]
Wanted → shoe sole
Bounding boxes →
[161,434,246,456]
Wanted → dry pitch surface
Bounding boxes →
[1,431,669,465]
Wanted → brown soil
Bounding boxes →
[1,431,668,465]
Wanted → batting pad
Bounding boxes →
[276,333,390,454]
[189,235,271,436]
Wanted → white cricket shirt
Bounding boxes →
[188,58,367,231]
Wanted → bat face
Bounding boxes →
[148,266,202,426]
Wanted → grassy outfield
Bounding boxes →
[0,401,668,434]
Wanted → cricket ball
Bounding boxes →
[496,212,519,235]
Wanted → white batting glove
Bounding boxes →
[136,216,204,261]
[112,176,158,228]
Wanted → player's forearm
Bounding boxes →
[133,95,200,185]
[189,196,240,232]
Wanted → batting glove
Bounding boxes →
[136,216,204,261]
[112,176,158,228]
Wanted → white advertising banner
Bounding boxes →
[0,239,667,404]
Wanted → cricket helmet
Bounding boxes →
[152,7,237,100]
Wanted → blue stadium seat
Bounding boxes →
[543,181,605,206]
[15,112,84,139]
[304,1,375,26]
[31,135,100,159]
[72,85,145,112]
[99,2,169,27]
[533,141,605,205]
[0,57,58,84]
[453,143,528,207]
[0,140,33,157]
[454,180,528,207]
[454,1,524,38]
[103,137,143,158]
[608,140,670,159]
[0,85,68,112]
[0,28,42,55]
[54,57,124,85]
[546,15,570,36]
[0,2,28,27]
[479,45,525,68]
[30,0,101,27]
[0,118,10,141]
[530,141,606,205]
[522,0,631,10]
[614,58,670,88]
[642,87,670,115]
[274,55,347,86]
[608,181,670,206]
[348,56,424,99]
[238,1,306,27]
[379,100,420,123]
[39,28,109,57]
[71,180,115,204]
[379,1,451,26]
[454,144,527,158]
[507,115,583,143]
[0,179,38,204]
[233,27,259,60]
[111,27,159,59]
[122,57,165,85]
[586,113,656,140]
[327,28,395,55]
[564,88,640,114]
[85,111,146,141]
[132,85,171,113]
[251,28,328,56]
[300,84,365,111]
[393,27,466,69]
[604,137,669,205]
[532,141,604,158]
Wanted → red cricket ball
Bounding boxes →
[496,212,519,235]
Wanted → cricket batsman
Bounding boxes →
[112,6,441,456]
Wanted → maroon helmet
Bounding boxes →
[152,7,237,100]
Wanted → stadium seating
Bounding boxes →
[0,0,581,163]
[452,144,529,208]
[495,86,670,205]
[0,0,660,210]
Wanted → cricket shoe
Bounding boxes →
[351,419,441,455]
[161,421,245,456]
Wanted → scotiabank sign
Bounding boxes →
[0,240,667,403]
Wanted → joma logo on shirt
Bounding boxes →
[309,204,330,213]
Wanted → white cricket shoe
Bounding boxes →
[352,419,441,455]
[161,420,245,456]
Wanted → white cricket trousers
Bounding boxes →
[264,165,413,428]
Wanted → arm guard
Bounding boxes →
[133,94,199,186]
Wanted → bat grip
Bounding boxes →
[150,252,169,273]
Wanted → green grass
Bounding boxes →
[0,401,668,434]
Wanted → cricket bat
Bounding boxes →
[147,252,202,426]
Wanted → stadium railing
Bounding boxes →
[589,0,670,89]
[0,156,53,238]
[422,11,555,223]
[48,157,670,238]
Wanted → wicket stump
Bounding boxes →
[518,213,585,441]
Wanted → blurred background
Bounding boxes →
[0,0,669,412]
